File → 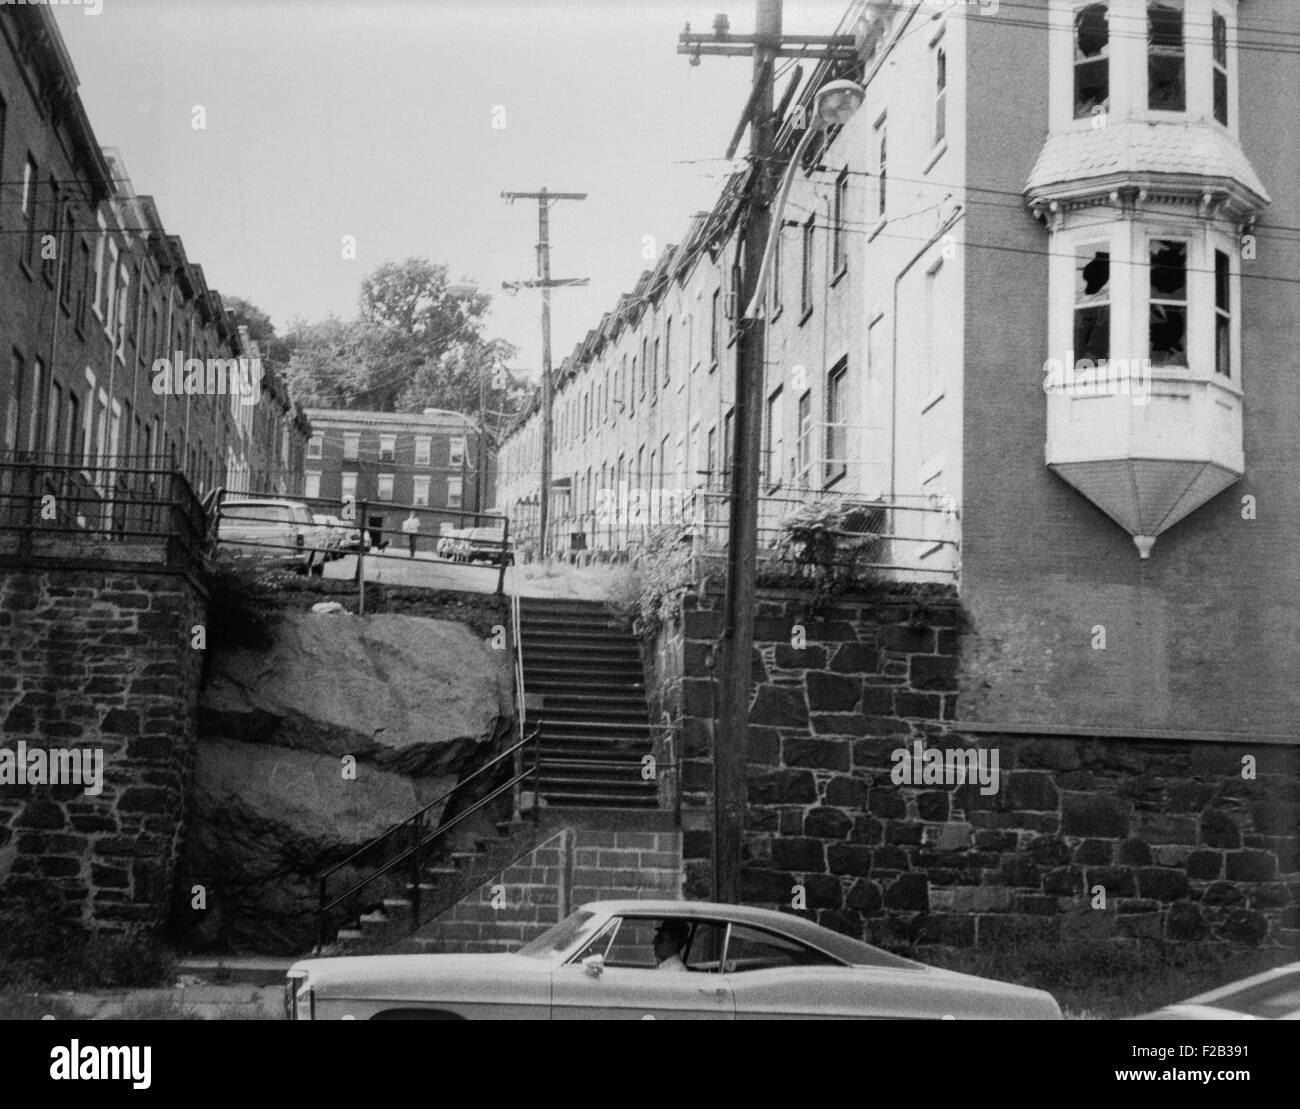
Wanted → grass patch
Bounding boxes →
[0,993,80,1020]
[917,940,1295,1019]
[0,890,176,992]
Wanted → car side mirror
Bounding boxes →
[582,953,605,977]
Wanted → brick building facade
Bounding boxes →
[0,4,309,501]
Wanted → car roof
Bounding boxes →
[579,900,923,969]
[221,498,306,507]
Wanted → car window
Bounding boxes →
[291,505,315,525]
[516,910,601,962]
[683,922,727,973]
[604,917,659,968]
[223,504,291,524]
[1213,971,1300,1019]
[570,919,620,964]
[722,925,839,973]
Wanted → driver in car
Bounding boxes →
[653,920,690,972]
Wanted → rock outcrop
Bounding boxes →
[174,610,515,952]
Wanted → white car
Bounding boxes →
[216,497,332,575]
[285,900,1062,1020]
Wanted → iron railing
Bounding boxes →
[316,723,542,948]
[0,454,208,568]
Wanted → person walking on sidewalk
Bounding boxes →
[402,510,420,558]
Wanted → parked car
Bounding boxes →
[1133,961,1300,1020]
[461,525,511,565]
[216,498,332,575]
[284,900,1062,1020]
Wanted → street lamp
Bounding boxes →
[742,78,866,321]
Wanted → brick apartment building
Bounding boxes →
[303,407,495,541]
[0,4,308,504]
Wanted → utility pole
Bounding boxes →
[502,189,588,558]
[678,2,856,904]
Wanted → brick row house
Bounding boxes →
[0,4,308,522]
[303,407,494,540]
[498,0,1300,943]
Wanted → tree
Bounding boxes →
[224,296,293,365]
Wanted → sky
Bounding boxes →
[52,0,853,380]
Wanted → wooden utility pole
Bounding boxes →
[502,189,588,558]
[678,2,856,904]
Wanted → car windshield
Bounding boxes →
[515,910,604,963]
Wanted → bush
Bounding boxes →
[605,525,695,640]
[759,499,883,608]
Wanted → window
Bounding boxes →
[1149,239,1187,366]
[722,409,734,483]
[1212,11,1228,125]
[59,209,75,307]
[1074,4,1109,119]
[103,241,119,339]
[1074,245,1111,364]
[415,436,431,465]
[832,171,849,276]
[412,475,430,505]
[377,472,395,501]
[796,391,812,487]
[42,180,58,283]
[76,240,91,331]
[925,261,943,398]
[875,120,887,219]
[66,392,80,463]
[629,356,637,413]
[710,289,721,367]
[341,472,357,500]
[826,361,848,486]
[304,471,321,499]
[765,386,784,490]
[47,381,62,456]
[800,216,815,317]
[343,433,360,460]
[1214,250,1231,377]
[115,265,129,359]
[307,435,323,459]
[641,337,649,395]
[652,339,660,400]
[447,476,463,508]
[723,926,837,973]
[29,358,44,454]
[933,44,947,145]
[21,157,37,269]
[379,434,396,462]
[6,353,23,453]
[663,318,672,387]
[705,426,717,487]
[1148,1,1185,111]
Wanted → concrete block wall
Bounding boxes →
[417,825,683,954]
[0,566,207,933]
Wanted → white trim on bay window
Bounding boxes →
[1048,219,1241,384]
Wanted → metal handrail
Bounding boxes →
[316,723,541,945]
[320,727,538,882]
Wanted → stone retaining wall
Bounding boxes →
[650,586,1298,950]
[0,566,207,933]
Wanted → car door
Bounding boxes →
[550,916,734,1020]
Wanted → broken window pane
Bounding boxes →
[1074,4,1110,119]
[1075,248,1111,363]
[1149,239,1188,366]
[1148,2,1185,111]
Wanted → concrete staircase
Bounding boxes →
[331,816,546,951]
[519,597,658,809]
